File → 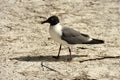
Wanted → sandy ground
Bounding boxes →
[0,0,120,80]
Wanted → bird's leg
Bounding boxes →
[67,47,72,61]
[52,44,62,59]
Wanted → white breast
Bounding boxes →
[49,23,69,45]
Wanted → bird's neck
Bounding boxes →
[49,23,63,37]
[50,23,62,28]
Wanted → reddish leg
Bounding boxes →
[67,47,72,61]
[52,44,62,59]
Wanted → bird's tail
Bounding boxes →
[84,39,104,44]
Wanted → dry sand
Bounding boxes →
[0,0,120,80]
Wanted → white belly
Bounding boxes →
[49,24,69,46]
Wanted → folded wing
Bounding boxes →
[61,27,104,44]
[61,27,92,44]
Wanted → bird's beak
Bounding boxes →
[41,20,48,24]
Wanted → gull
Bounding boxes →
[41,16,104,61]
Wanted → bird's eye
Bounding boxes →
[51,18,54,21]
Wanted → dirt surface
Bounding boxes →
[0,0,120,80]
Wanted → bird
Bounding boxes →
[41,15,104,61]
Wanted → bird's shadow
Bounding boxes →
[10,54,120,62]
[10,55,88,62]
[79,56,120,63]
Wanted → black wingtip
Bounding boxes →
[84,39,104,44]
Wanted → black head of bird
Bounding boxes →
[41,16,59,26]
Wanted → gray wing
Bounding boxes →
[61,27,91,44]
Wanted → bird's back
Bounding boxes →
[61,27,92,44]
